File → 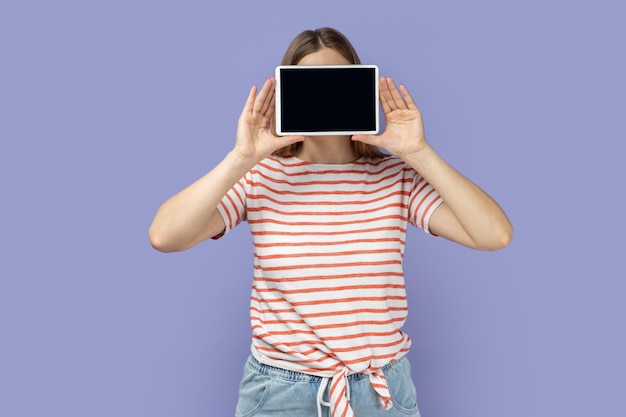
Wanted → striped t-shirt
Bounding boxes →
[216,154,443,416]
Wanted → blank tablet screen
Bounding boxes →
[275,65,379,136]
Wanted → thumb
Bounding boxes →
[282,134,306,145]
[274,134,305,149]
[351,134,379,146]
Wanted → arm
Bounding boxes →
[148,151,253,252]
[403,145,512,250]
[148,78,304,252]
[352,77,513,251]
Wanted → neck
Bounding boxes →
[295,136,359,164]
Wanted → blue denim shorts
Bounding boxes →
[235,355,422,417]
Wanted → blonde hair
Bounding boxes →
[272,27,387,159]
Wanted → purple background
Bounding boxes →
[1,1,624,416]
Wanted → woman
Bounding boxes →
[149,27,512,417]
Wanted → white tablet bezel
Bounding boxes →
[274,64,379,136]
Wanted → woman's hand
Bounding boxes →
[352,77,428,160]
[354,78,513,250]
[233,77,304,165]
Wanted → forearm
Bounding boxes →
[403,144,513,249]
[148,150,256,252]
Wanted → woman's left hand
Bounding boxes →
[355,78,513,251]
[352,77,428,159]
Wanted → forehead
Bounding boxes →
[297,47,351,66]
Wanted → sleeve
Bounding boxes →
[407,168,444,236]
[212,173,248,240]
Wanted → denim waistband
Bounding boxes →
[245,353,406,383]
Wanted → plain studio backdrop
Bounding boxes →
[1,1,624,416]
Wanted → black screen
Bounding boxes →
[278,67,377,133]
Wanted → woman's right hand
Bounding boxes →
[233,77,304,164]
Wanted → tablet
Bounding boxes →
[274,64,379,136]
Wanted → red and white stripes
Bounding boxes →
[216,154,442,415]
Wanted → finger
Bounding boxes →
[263,89,276,120]
[253,78,273,115]
[252,78,272,114]
[243,85,257,116]
[399,84,419,111]
[387,77,408,110]
[266,91,276,118]
[260,93,275,129]
[379,77,394,114]
[261,77,276,117]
